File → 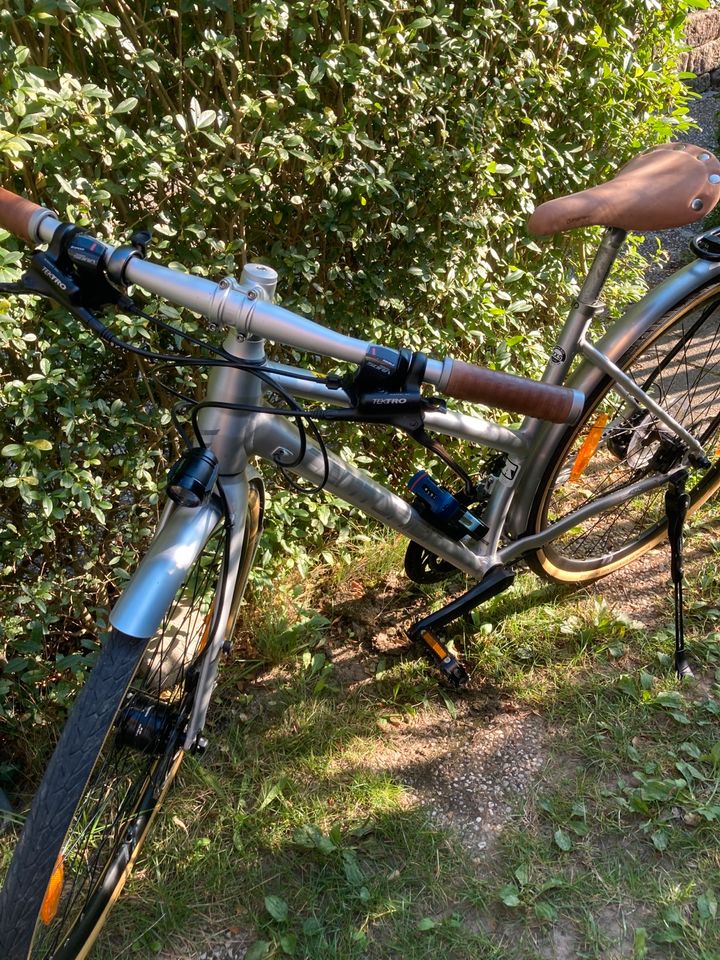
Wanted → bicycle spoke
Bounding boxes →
[536,294,720,575]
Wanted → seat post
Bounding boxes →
[577,226,628,307]
[541,227,627,386]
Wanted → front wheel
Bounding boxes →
[0,480,263,959]
[527,282,720,583]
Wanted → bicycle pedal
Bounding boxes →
[416,628,469,687]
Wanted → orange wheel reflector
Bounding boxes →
[569,413,609,483]
[197,603,215,656]
[40,854,64,925]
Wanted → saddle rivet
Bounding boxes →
[691,198,704,210]
[699,153,711,162]
[709,174,720,184]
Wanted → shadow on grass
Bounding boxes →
[19,523,720,960]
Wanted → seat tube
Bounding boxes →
[542,227,627,386]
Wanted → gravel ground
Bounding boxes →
[158,93,720,960]
[346,707,548,859]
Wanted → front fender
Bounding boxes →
[507,255,720,538]
[110,497,224,640]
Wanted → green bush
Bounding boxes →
[0,0,698,742]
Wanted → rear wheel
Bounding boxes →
[527,283,720,583]
[0,480,263,959]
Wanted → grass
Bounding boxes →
[77,510,720,960]
[2,516,719,958]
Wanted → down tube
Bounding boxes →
[247,412,491,579]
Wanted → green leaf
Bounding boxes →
[632,927,648,960]
[280,932,297,955]
[264,895,288,923]
[114,97,138,114]
[245,942,271,960]
[653,927,683,944]
[91,10,121,26]
[554,829,573,851]
[302,918,322,936]
[257,782,284,811]
[342,851,364,886]
[655,690,683,708]
[498,884,520,907]
[417,917,437,930]
[669,710,691,724]
[534,901,558,922]
[196,109,217,130]
[639,780,674,801]
[697,890,717,922]
[28,439,52,451]
[440,692,457,719]
[1,444,24,457]
[651,829,668,851]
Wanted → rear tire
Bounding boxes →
[527,282,720,583]
[0,480,263,959]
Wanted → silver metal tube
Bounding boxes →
[124,258,218,316]
[422,408,528,455]
[34,213,484,393]
[29,207,57,244]
[266,364,351,404]
[579,336,707,460]
[540,227,627,388]
[222,289,371,363]
[499,466,685,564]
[246,411,491,578]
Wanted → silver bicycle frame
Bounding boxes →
[29,212,720,743]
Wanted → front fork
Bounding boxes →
[184,329,272,748]
[183,472,254,750]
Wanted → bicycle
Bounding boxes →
[2,140,720,958]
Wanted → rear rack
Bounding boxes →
[690,224,720,261]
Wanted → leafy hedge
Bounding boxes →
[0,0,699,746]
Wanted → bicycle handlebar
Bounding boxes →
[0,188,47,242]
[0,186,584,424]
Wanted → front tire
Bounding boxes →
[0,481,263,959]
[527,282,720,583]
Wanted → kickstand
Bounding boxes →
[665,471,693,679]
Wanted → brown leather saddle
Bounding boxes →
[528,143,720,236]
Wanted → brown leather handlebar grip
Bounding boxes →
[444,360,581,423]
[0,188,44,242]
